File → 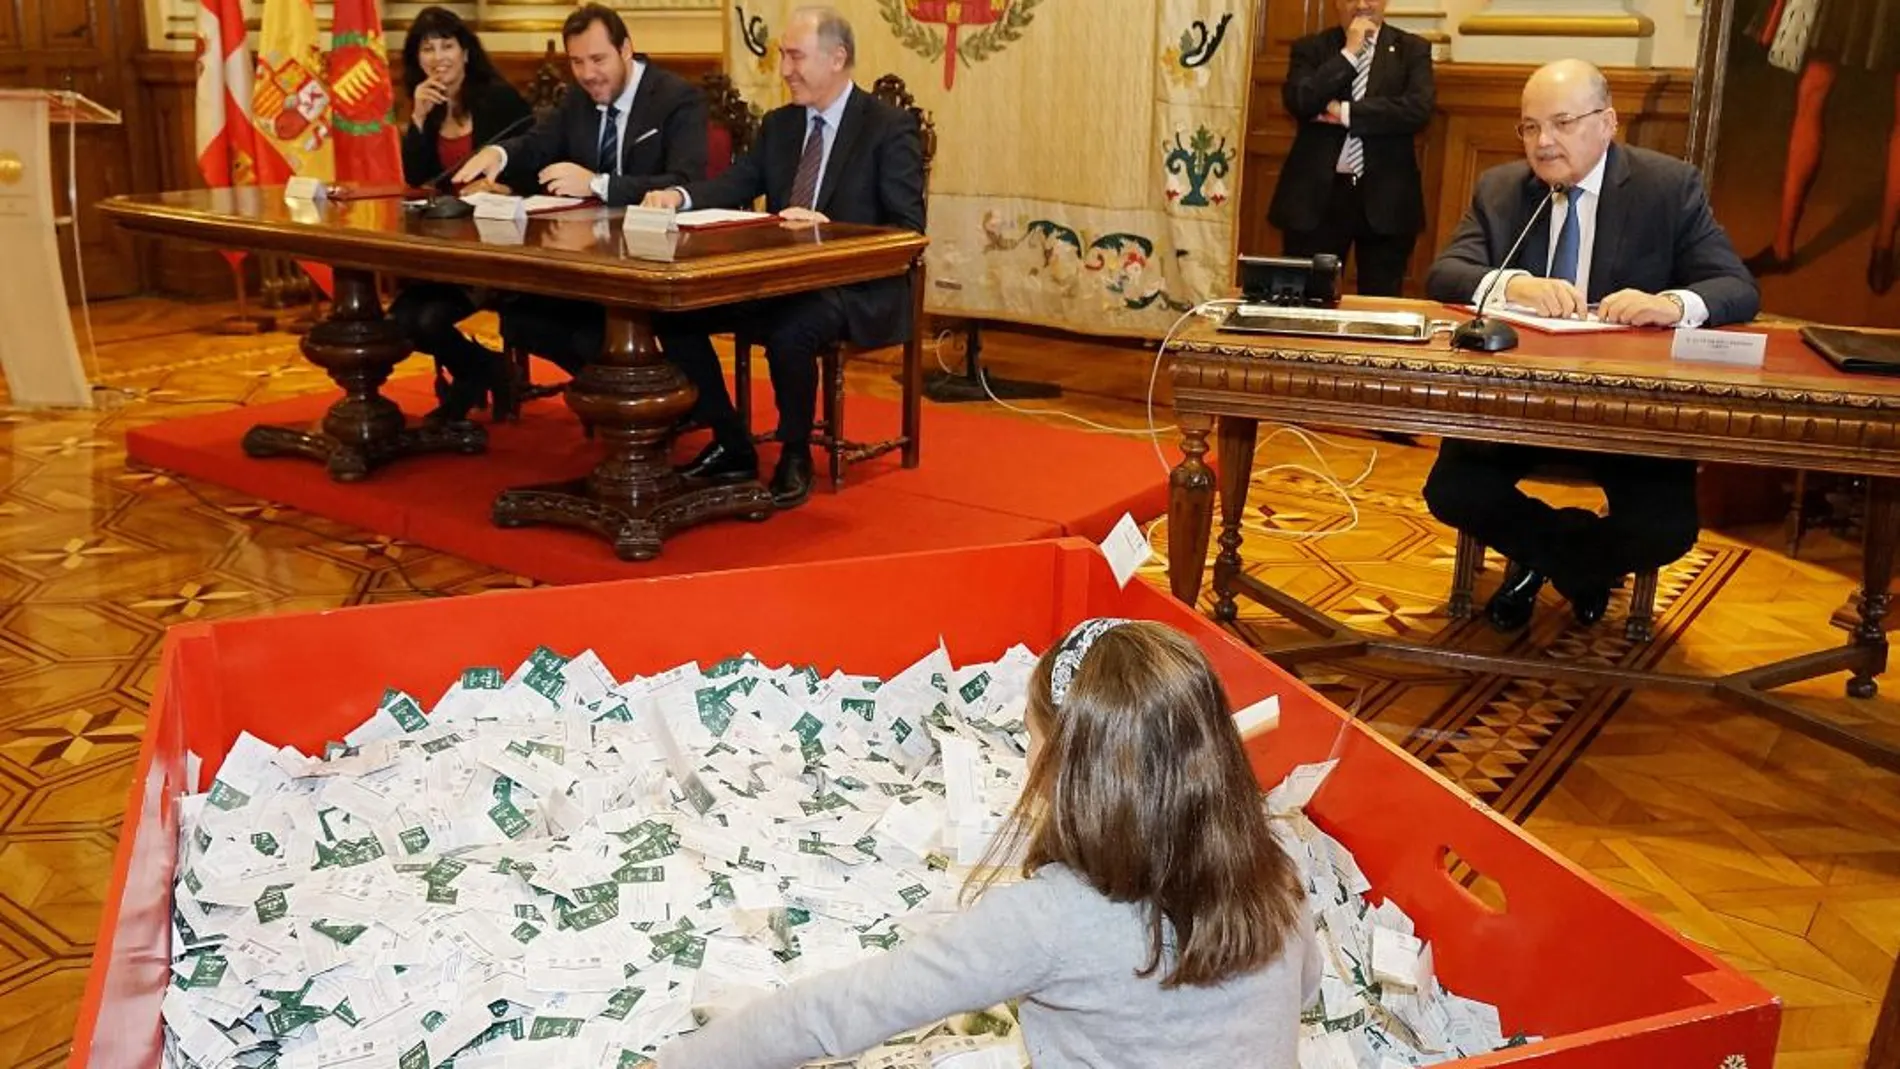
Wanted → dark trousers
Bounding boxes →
[658,290,848,451]
[1280,174,1418,297]
[387,282,492,382]
[1423,440,1700,595]
[498,295,600,376]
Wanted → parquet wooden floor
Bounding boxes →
[1,298,1895,1067]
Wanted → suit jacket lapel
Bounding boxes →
[1588,143,1630,302]
[816,86,868,213]
[1368,28,1400,96]
[612,62,660,173]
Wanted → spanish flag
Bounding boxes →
[253,0,334,294]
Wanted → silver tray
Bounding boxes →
[1217,304,1443,343]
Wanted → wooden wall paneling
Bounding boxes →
[1,0,144,300]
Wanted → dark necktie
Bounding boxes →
[1550,190,1581,285]
[789,115,826,209]
[598,105,621,176]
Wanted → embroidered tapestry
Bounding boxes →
[726,0,1254,337]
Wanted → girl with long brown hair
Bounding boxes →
[658,618,1321,1069]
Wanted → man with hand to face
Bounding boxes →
[1268,0,1434,297]
[452,3,708,378]
[641,5,924,511]
[1421,59,1757,634]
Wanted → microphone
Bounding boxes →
[409,112,537,220]
[1450,181,1567,353]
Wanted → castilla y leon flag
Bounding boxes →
[328,0,402,186]
[193,0,260,270]
[253,0,335,295]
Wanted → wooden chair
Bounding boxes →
[1444,466,1662,643]
[732,73,935,489]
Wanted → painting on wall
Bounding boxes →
[1697,0,1900,326]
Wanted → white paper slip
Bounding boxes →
[1234,694,1280,738]
[1100,511,1151,589]
[676,208,772,228]
[1671,326,1767,367]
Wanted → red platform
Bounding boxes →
[124,376,1169,584]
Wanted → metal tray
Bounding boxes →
[1217,304,1440,342]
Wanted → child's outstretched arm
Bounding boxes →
[657,874,1070,1069]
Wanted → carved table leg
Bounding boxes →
[241,267,484,481]
[1212,415,1260,623]
[491,308,773,561]
[1168,412,1216,607]
[1849,476,1900,698]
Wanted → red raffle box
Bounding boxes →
[72,539,1779,1068]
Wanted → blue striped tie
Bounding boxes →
[1338,37,1373,178]
[1549,191,1581,285]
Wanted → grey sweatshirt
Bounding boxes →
[657,864,1322,1069]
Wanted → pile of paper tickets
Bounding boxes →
[161,643,1532,1069]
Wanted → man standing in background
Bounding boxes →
[1268,0,1435,296]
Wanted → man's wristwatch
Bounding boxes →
[1662,292,1686,324]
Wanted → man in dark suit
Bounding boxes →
[1423,59,1759,633]
[1268,0,1434,297]
[451,3,707,373]
[642,6,924,510]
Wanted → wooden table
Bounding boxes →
[1166,297,1900,773]
[99,189,929,559]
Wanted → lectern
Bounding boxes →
[0,89,121,407]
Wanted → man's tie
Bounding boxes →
[1549,190,1581,285]
[1337,35,1373,178]
[789,115,826,209]
[597,105,621,176]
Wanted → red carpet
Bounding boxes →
[125,376,1169,585]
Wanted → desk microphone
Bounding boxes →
[409,112,536,220]
[1451,180,1567,353]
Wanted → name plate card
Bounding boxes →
[283,176,328,201]
[1670,327,1767,367]
[624,205,678,233]
[471,196,525,222]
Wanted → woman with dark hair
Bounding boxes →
[391,6,532,422]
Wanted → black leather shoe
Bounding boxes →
[679,440,758,484]
[1568,584,1612,628]
[770,448,815,510]
[1485,564,1545,633]
[424,369,489,426]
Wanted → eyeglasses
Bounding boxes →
[1514,107,1608,141]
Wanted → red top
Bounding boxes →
[437,132,475,175]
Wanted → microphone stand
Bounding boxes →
[409,111,537,220]
[1451,182,1566,353]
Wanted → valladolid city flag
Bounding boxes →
[328,0,402,186]
[193,0,266,269]
[253,0,335,294]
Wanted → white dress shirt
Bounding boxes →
[1472,150,1708,327]
[490,60,646,199]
